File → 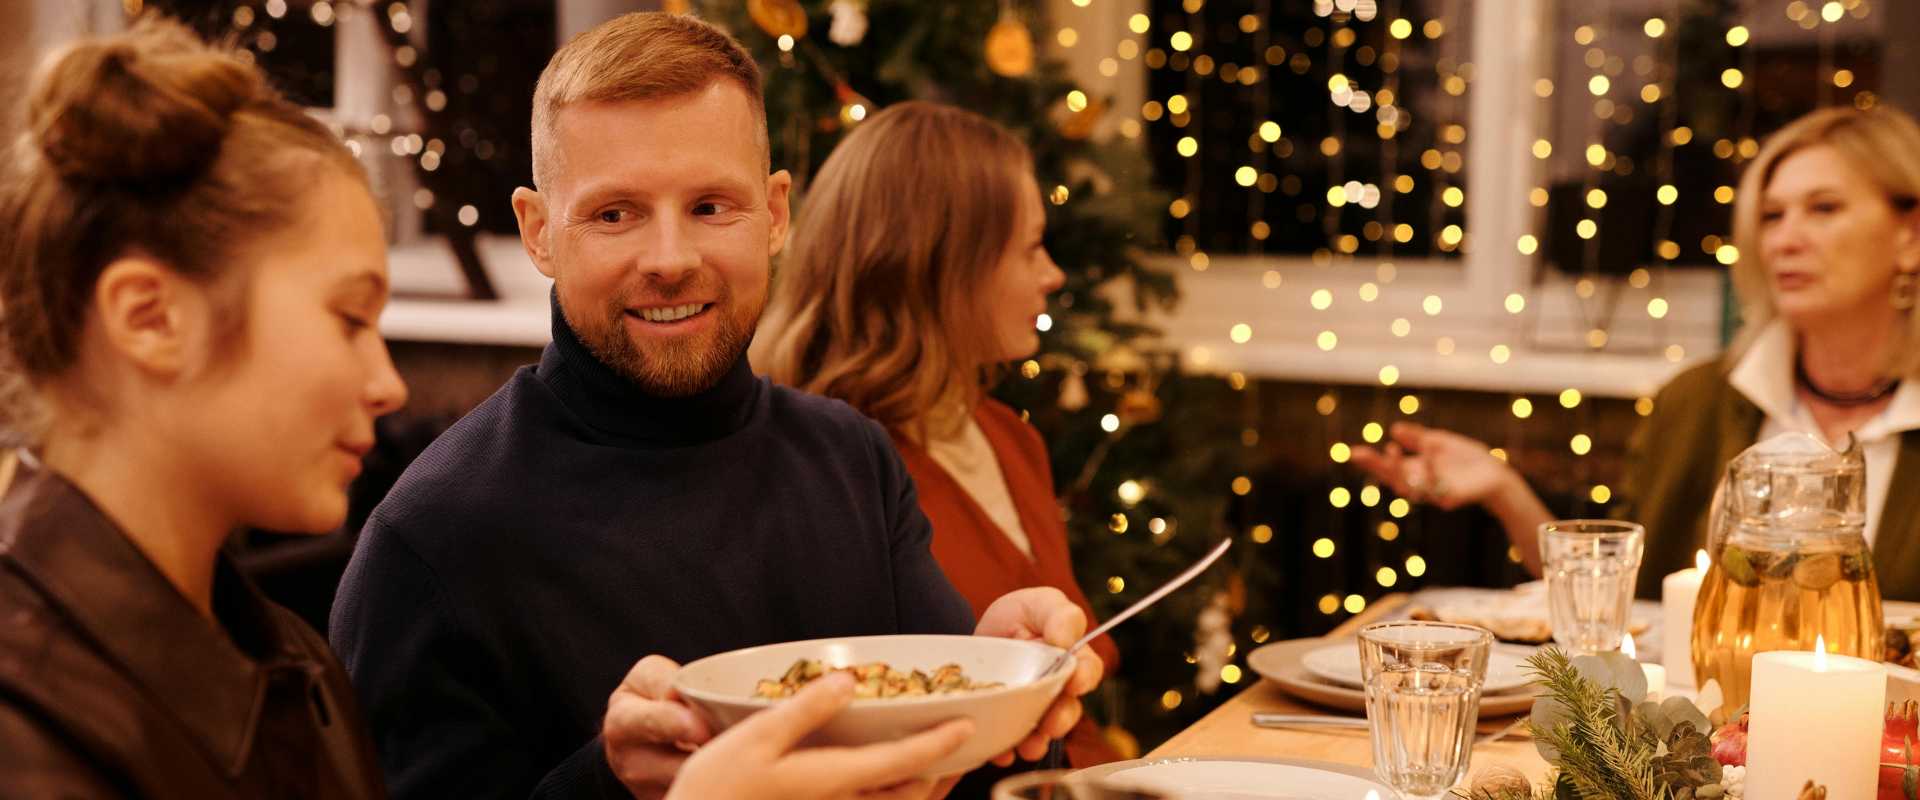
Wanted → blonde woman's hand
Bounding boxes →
[973,587,1103,767]
[663,671,974,800]
[1349,422,1518,511]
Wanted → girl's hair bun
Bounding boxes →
[29,19,263,185]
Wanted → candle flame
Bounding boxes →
[1814,634,1828,671]
[1622,633,1638,659]
[1695,549,1710,572]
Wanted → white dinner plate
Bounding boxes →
[1298,641,1537,694]
[1074,756,1398,799]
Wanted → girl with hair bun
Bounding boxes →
[0,17,979,799]
[0,14,406,796]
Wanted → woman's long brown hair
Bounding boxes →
[753,101,1035,442]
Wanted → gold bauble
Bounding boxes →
[1226,573,1247,615]
[749,0,808,40]
[1116,389,1162,426]
[1057,371,1089,412]
[985,18,1035,77]
[1060,97,1108,141]
[1102,724,1142,760]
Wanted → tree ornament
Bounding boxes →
[1059,96,1109,141]
[662,0,691,14]
[749,0,807,40]
[1102,724,1141,761]
[985,14,1035,77]
[1057,370,1089,412]
[1116,389,1163,426]
[832,82,874,127]
[827,0,868,46]
[1193,592,1233,694]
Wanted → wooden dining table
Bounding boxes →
[1146,593,1553,787]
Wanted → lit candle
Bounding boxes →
[1745,637,1886,800]
[1661,549,1709,689]
[1623,634,1664,701]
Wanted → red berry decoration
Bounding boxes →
[1712,714,1748,767]
[1882,701,1920,800]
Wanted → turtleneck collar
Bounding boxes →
[537,293,762,448]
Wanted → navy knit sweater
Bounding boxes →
[329,304,976,799]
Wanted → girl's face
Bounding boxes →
[1759,144,1920,328]
[163,170,408,534]
[982,172,1066,363]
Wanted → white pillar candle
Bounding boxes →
[1661,549,1709,689]
[1744,642,1886,800]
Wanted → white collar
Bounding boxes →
[1728,320,1920,445]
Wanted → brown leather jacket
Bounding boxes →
[0,467,387,798]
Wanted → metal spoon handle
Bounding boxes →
[1044,538,1233,675]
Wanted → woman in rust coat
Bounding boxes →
[755,100,1122,777]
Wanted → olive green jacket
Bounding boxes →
[1622,360,1920,600]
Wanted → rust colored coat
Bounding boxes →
[894,400,1123,768]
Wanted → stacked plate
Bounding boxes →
[1246,637,1541,717]
[1072,756,1400,799]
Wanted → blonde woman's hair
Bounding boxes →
[1730,105,1920,377]
[752,101,1034,442]
[529,12,765,189]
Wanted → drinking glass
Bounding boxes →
[990,770,1167,800]
[1359,621,1493,800]
[1540,520,1646,654]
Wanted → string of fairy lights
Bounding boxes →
[126,0,1893,710]
[1051,0,1889,704]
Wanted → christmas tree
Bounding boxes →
[688,0,1261,749]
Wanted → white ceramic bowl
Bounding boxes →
[674,634,1074,778]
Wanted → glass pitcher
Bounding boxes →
[1690,432,1882,713]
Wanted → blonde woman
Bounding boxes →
[755,100,1121,773]
[1353,105,1920,598]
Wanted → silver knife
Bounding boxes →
[1250,713,1368,730]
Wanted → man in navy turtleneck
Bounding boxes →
[329,12,1101,800]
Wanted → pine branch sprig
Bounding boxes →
[1526,649,1668,800]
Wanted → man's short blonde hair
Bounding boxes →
[529,12,766,189]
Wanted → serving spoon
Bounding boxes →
[1040,538,1234,678]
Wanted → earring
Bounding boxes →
[1896,269,1919,311]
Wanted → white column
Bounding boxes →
[333,3,389,130]
[332,2,425,243]
[1463,0,1549,302]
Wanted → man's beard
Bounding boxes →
[573,286,757,398]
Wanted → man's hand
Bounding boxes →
[665,672,973,800]
[603,655,713,799]
[974,587,1104,765]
